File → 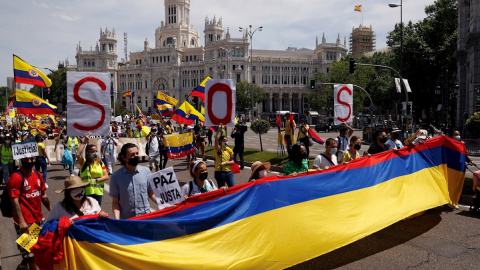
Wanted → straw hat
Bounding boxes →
[55,176,90,193]
[417,129,428,140]
[250,161,271,179]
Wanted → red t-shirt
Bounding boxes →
[6,169,46,224]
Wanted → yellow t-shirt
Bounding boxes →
[37,142,45,157]
[340,149,360,164]
[298,124,309,139]
[214,147,233,172]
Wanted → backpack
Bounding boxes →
[1,170,40,218]
[188,179,214,197]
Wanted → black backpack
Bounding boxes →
[0,171,39,218]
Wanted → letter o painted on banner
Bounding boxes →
[207,83,232,125]
[336,85,352,122]
[72,77,107,131]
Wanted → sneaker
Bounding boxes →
[70,174,75,177]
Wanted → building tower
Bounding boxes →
[349,24,376,58]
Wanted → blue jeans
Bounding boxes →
[68,153,77,175]
[35,156,48,183]
[88,194,103,206]
[214,171,235,188]
[2,162,14,184]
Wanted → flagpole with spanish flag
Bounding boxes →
[354,5,363,26]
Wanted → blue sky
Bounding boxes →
[0,0,436,86]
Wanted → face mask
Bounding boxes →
[354,144,361,151]
[198,172,208,181]
[454,135,461,141]
[90,153,99,159]
[379,136,388,143]
[22,161,35,170]
[330,148,337,155]
[301,152,308,158]
[222,142,229,147]
[258,169,268,179]
[128,156,140,166]
[152,130,157,134]
[70,188,85,201]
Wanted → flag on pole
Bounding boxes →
[13,55,52,88]
[135,104,146,122]
[5,101,13,117]
[16,90,57,115]
[123,91,132,97]
[171,101,204,125]
[354,5,362,12]
[155,91,178,106]
[190,76,211,102]
[157,104,175,116]
[308,129,325,145]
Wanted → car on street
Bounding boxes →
[315,123,332,132]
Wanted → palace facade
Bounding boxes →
[67,0,348,119]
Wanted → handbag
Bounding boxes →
[62,148,74,165]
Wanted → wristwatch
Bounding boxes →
[94,178,98,183]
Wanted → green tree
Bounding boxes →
[115,102,129,116]
[31,68,67,111]
[250,119,270,151]
[0,86,14,113]
[465,112,480,138]
[386,0,458,125]
[236,81,267,113]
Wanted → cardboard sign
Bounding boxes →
[334,84,353,125]
[67,72,111,136]
[148,167,184,209]
[16,223,42,252]
[12,141,39,160]
[205,79,236,127]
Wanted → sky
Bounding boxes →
[0,0,437,87]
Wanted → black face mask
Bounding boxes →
[127,156,140,166]
[22,161,35,170]
[199,172,208,181]
[354,144,361,151]
[379,136,388,143]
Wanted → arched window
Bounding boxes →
[92,61,95,67]
[167,37,173,44]
[191,39,195,46]
[84,61,87,67]
[88,61,91,67]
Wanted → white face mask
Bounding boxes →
[258,169,268,179]
[70,188,85,201]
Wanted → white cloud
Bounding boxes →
[51,13,81,22]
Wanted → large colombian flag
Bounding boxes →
[13,55,52,88]
[170,101,204,125]
[33,136,465,269]
[162,132,196,159]
[16,90,57,115]
[190,76,211,102]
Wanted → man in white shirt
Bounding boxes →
[385,128,404,150]
[146,127,161,172]
[101,134,118,175]
[313,138,338,170]
[335,123,354,160]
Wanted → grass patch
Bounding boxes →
[205,146,315,167]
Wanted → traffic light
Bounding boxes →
[349,58,356,74]
[310,80,315,89]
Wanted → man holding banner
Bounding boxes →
[6,143,51,270]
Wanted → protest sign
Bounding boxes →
[16,223,42,252]
[205,79,236,127]
[12,141,38,160]
[334,84,353,125]
[67,72,111,136]
[148,167,184,209]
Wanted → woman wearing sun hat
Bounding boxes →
[249,161,271,182]
[45,176,108,222]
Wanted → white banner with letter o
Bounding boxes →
[205,79,236,127]
[334,84,353,125]
[67,72,111,136]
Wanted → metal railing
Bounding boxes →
[464,139,480,156]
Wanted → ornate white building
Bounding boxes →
[68,0,348,118]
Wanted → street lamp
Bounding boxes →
[239,25,263,121]
[219,45,239,79]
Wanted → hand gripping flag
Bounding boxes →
[135,104,146,122]
[16,90,57,115]
[164,132,196,159]
[171,101,204,125]
[32,136,466,270]
[13,55,52,88]
[190,76,211,102]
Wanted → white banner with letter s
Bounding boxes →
[334,84,353,125]
[148,167,184,209]
[67,72,111,136]
[205,79,236,127]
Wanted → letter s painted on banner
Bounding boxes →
[336,86,352,122]
[73,77,106,131]
[207,83,233,125]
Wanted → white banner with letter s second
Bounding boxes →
[67,72,111,136]
[334,84,353,125]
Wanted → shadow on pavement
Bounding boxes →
[289,207,446,270]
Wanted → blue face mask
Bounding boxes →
[454,135,461,141]
[330,148,337,155]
